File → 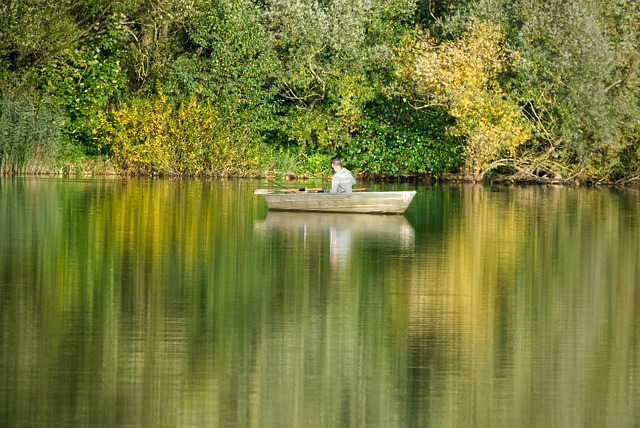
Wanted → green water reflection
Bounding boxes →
[0,178,639,427]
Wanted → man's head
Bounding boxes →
[331,157,342,171]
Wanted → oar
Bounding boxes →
[299,187,369,192]
[253,187,368,194]
[267,179,291,191]
[253,188,303,194]
[305,188,369,192]
[253,187,320,194]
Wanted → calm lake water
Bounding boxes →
[1,177,639,427]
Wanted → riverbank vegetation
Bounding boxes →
[1,0,639,184]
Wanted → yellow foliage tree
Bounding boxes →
[99,94,261,176]
[400,20,531,180]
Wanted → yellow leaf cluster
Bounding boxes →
[98,94,261,176]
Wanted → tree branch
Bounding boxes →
[604,79,623,93]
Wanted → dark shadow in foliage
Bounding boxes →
[342,98,463,179]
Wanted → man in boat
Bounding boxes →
[329,157,356,193]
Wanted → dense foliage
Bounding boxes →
[1,0,639,182]
[99,94,262,176]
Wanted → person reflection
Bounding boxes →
[329,226,352,272]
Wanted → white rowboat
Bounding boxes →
[258,190,417,214]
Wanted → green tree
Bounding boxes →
[258,0,415,151]
[165,0,281,140]
[0,0,77,72]
[513,0,618,176]
[595,0,640,180]
[119,0,196,92]
[0,1,132,158]
[470,0,640,181]
[36,24,128,154]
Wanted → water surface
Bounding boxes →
[1,178,639,427]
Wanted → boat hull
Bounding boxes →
[262,191,416,214]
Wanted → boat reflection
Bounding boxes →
[255,212,415,267]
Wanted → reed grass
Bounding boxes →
[0,91,64,175]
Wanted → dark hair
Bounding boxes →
[330,157,342,166]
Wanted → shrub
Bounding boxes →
[99,94,262,176]
[342,98,463,178]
